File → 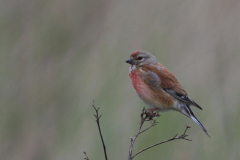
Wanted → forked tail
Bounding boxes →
[190,115,210,138]
[181,104,210,138]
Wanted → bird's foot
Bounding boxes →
[145,108,160,120]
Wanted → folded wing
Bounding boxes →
[141,64,202,110]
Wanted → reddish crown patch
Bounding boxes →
[131,51,139,57]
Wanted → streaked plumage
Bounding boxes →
[126,50,210,137]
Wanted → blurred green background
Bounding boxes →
[1,0,240,160]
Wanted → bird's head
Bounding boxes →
[126,50,158,68]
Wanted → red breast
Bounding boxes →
[129,68,175,109]
[129,70,142,93]
[129,70,153,100]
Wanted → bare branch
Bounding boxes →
[131,126,192,159]
[128,108,158,160]
[139,119,158,134]
[128,108,192,160]
[83,151,90,160]
[85,103,192,160]
[92,100,108,160]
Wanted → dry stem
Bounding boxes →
[128,108,192,160]
[83,151,90,160]
[92,100,108,160]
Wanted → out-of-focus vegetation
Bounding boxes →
[0,0,240,160]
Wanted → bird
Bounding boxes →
[126,50,210,137]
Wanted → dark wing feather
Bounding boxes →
[163,88,202,110]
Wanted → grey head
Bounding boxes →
[126,50,158,67]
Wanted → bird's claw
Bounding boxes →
[145,110,160,120]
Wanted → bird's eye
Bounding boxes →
[137,56,143,60]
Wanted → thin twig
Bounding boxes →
[139,119,158,134]
[83,151,90,160]
[128,108,158,160]
[131,125,192,159]
[128,108,192,160]
[92,100,108,160]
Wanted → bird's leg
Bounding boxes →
[145,108,160,120]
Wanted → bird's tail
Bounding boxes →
[181,104,210,138]
[190,114,210,138]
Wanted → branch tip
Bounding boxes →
[84,151,89,160]
[91,103,108,160]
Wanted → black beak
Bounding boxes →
[126,58,134,64]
